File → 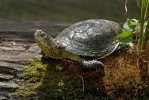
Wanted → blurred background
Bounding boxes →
[0,0,140,23]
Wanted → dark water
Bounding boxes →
[0,0,140,22]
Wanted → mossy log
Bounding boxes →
[0,21,69,99]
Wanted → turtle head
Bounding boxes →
[34,30,63,59]
[34,30,53,44]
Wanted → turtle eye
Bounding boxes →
[40,32,46,37]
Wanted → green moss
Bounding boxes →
[10,55,149,99]
[10,58,86,99]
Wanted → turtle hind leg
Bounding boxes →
[81,59,105,70]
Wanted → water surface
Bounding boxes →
[0,0,140,22]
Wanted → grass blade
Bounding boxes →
[138,0,149,50]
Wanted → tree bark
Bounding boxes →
[0,21,69,99]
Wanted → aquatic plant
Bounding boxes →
[117,0,149,52]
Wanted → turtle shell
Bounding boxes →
[55,19,123,57]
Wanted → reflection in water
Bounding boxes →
[0,0,140,22]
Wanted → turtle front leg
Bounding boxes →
[81,59,105,70]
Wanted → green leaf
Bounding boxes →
[116,31,133,44]
[123,19,139,31]
[116,31,133,39]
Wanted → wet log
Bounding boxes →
[0,21,69,99]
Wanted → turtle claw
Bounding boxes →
[81,59,105,70]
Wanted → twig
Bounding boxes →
[124,0,128,15]
[140,56,149,77]
[77,75,85,92]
